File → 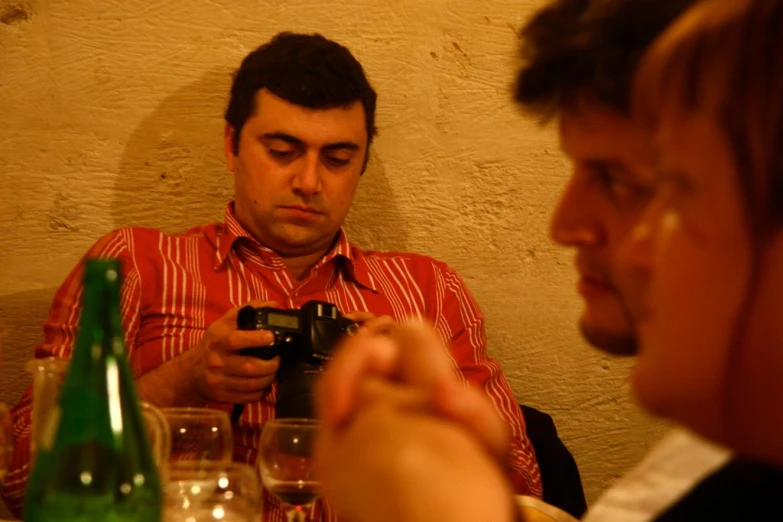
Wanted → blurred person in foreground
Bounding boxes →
[316,0,783,520]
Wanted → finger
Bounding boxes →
[433,382,510,462]
[223,374,277,394]
[317,332,399,427]
[224,354,280,377]
[388,320,456,389]
[224,329,275,352]
[358,315,397,336]
[344,310,375,324]
[355,377,432,414]
[356,377,510,464]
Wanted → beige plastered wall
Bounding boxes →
[0,0,669,513]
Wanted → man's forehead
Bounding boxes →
[559,104,653,168]
[254,89,364,119]
[250,90,367,145]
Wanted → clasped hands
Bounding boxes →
[315,315,517,522]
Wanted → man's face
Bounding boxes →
[550,101,656,354]
[616,111,751,436]
[225,89,368,258]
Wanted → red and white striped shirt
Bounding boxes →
[4,203,542,520]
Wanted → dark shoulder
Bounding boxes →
[656,459,783,522]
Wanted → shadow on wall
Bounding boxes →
[0,288,54,405]
[343,150,409,252]
[112,68,235,231]
[112,67,409,252]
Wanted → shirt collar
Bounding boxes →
[214,202,265,269]
[214,202,379,292]
[319,230,379,292]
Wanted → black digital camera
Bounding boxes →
[231,300,357,421]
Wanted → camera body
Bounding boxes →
[237,300,357,419]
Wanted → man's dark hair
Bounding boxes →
[514,0,697,119]
[225,32,377,169]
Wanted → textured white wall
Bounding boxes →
[0,0,669,510]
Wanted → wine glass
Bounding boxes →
[162,407,233,462]
[164,461,261,522]
[258,419,320,522]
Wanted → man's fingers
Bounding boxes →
[359,315,398,336]
[433,382,510,462]
[317,332,399,427]
[390,320,456,389]
[223,374,276,394]
[355,376,509,462]
[355,377,431,414]
[224,329,275,352]
[223,354,280,377]
[318,319,456,428]
[344,310,376,324]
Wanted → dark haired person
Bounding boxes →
[518,0,695,357]
[2,33,540,520]
[314,1,716,521]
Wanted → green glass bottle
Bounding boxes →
[24,259,162,522]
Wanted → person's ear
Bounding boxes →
[224,123,238,173]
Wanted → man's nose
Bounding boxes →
[292,151,322,196]
[549,175,603,248]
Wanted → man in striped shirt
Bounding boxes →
[2,32,540,520]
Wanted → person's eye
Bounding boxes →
[595,169,654,204]
[609,181,654,202]
[268,149,295,160]
[324,156,350,168]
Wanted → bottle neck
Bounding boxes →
[75,260,125,360]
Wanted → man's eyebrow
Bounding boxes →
[323,141,360,152]
[260,133,359,152]
[261,132,304,146]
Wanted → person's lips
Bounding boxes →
[280,205,322,214]
[279,205,324,219]
[577,275,615,298]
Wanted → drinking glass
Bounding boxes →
[164,461,261,522]
[24,357,70,464]
[24,357,170,469]
[162,407,233,462]
[257,419,320,522]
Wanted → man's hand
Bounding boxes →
[317,320,510,463]
[138,300,281,408]
[316,377,516,522]
[187,300,282,404]
[344,311,397,336]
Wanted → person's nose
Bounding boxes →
[292,151,322,196]
[549,174,603,248]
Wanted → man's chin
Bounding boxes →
[579,321,638,356]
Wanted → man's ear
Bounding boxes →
[224,122,237,172]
